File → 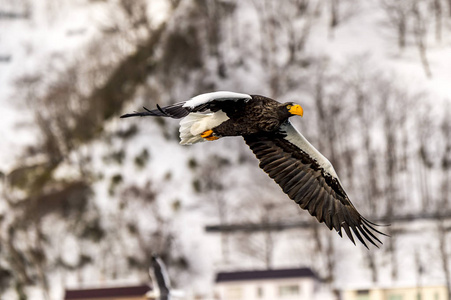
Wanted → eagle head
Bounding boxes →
[280,102,303,118]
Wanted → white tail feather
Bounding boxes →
[179,112,229,145]
[179,113,208,145]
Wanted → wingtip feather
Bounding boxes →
[342,223,355,245]
[120,112,140,118]
[351,226,369,249]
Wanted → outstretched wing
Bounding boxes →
[244,121,385,248]
[120,91,252,119]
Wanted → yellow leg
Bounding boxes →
[201,129,219,141]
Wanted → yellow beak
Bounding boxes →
[289,104,303,117]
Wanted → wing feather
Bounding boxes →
[243,122,384,247]
[120,102,189,119]
[183,91,251,108]
[277,166,303,189]
[285,172,310,195]
[361,222,383,244]
[268,160,294,178]
[121,91,251,119]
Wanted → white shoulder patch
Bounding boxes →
[183,91,251,109]
[281,121,339,179]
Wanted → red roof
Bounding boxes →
[215,267,317,283]
[64,284,150,299]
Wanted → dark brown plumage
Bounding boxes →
[121,91,386,248]
[244,132,383,247]
[209,95,295,137]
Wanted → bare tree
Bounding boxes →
[415,102,436,210]
[194,154,232,263]
[411,0,433,78]
[437,105,451,298]
[437,221,451,298]
[229,204,285,269]
[327,0,360,39]
[347,63,382,283]
[379,0,412,50]
[329,0,339,38]
[440,105,451,210]
[433,0,443,43]
[415,249,424,298]
[251,0,319,96]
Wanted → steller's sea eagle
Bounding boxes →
[121,91,386,248]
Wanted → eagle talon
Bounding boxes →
[201,129,219,141]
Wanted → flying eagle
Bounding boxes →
[121,91,385,248]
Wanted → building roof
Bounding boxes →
[64,284,150,299]
[215,267,318,283]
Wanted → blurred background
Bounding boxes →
[0,0,450,299]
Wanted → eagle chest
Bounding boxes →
[215,104,281,136]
